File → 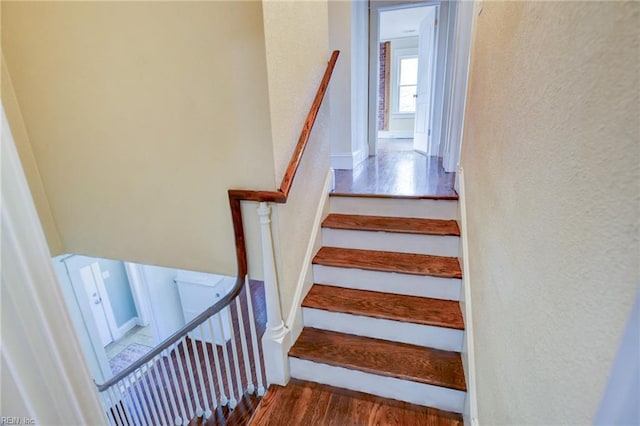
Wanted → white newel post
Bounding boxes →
[256,202,291,386]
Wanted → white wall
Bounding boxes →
[139,265,186,342]
[1,105,106,424]
[261,0,331,318]
[2,1,274,277]
[328,0,368,169]
[460,2,639,423]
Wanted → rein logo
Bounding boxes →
[0,418,36,425]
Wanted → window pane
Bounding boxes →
[398,85,416,113]
[400,57,418,85]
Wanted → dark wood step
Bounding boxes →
[250,380,463,426]
[303,284,464,330]
[312,247,462,279]
[289,328,466,391]
[322,214,460,236]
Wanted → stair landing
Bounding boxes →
[250,379,463,426]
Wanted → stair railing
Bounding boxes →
[93,50,339,426]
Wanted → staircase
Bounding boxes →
[288,193,466,414]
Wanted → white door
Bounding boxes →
[413,7,437,154]
[80,264,113,346]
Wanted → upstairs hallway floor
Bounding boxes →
[333,138,457,199]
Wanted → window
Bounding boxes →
[397,56,418,113]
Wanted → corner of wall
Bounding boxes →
[456,166,480,426]
[1,56,64,255]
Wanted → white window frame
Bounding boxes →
[391,47,419,117]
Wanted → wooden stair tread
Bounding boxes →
[303,284,464,330]
[289,328,466,391]
[312,247,462,278]
[322,214,460,236]
[250,380,463,426]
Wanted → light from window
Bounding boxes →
[398,57,418,113]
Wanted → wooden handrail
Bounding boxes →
[228,50,339,279]
[95,51,339,393]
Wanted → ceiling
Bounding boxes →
[379,6,432,40]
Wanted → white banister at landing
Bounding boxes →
[95,278,265,426]
[257,202,291,387]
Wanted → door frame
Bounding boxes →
[412,4,439,155]
[368,0,475,171]
[60,256,113,381]
[368,0,442,155]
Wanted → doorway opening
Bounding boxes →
[376,4,439,155]
[52,254,238,384]
[331,0,475,197]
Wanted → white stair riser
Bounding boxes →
[289,358,466,413]
[303,308,463,352]
[322,228,459,257]
[313,265,461,301]
[330,196,458,219]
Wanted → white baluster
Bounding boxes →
[150,357,174,424]
[174,340,195,421]
[159,352,183,425]
[216,313,237,408]
[226,307,243,398]
[234,291,254,393]
[136,365,162,425]
[244,276,265,395]
[101,392,118,426]
[117,380,136,426]
[256,202,291,386]
[180,338,201,417]
[198,323,218,416]
[165,348,188,425]
[108,386,131,426]
[125,374,149,426]
[207,318,228,406]
[189,335,210,417]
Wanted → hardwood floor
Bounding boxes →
[250,380,463,426]
[313,247,463,279]
[113,280,266,426]
[289,328,466,391]
[302,284,464,329]
[322,214,460,236]
[333,152,457,199]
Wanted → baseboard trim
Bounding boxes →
[285,169,333,344]
[457,167,479,426]
[378,130,414,139]
[113,317,139,341]
[331,149,368,170]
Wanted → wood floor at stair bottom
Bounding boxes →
[313,247,463,278]
[303,284,464,329]
[250,380,463,426]
[289,328,466,391]
[188,392,260,426]
[322,214,461,236]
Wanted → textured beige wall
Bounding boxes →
[460,2,639,424]
[2,59,63,255]
[261,0,331,317]
[2,1,274,275]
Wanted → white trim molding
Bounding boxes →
[457,167,479,426]
[286,170,334,343]
[257,202,290,386]
[1,104,107,424]
[331,149,367,170]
